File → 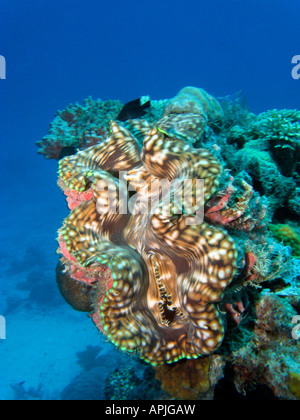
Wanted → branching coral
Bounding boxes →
[257,109,300,177]
[220,108,300,219]
[225,108,300,170]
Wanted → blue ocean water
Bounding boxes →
[0,0,299,400]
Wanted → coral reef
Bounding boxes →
[36,98,123,159]
[154,354,225,400]
[244,239,298,288]
[218,106,300,219]
[269,223,300,257]
[164,86,224,124]
[205,177,267,231]
[229,293,300,400]
[160,86,223,144]
[256,109,300,177]
[37,96,167,160]
[42,86,300,399]
[104,364,162,400]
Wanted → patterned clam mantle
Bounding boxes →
[57,112,237,365]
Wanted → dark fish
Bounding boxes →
[117,98,151,122]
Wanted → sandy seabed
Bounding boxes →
[0,163,125,400]
[0,306,112,400]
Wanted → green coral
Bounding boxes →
[269,223,300,258]
[288,372,300,399]
[256,109,300,177]
[225,108,300,177]
[220,106,300,218]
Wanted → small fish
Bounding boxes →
[117,98,151,122]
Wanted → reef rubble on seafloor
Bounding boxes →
[38,87,300,400]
